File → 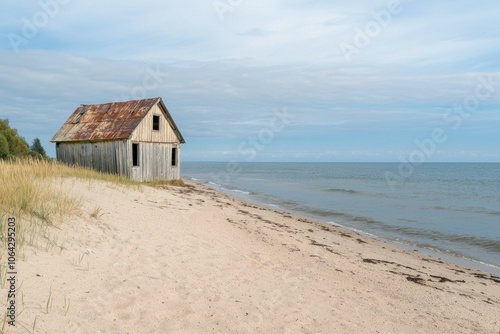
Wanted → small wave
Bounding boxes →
[486,211,500,216]
[386,226,500,253]
[302,208,385,227]
[468,259,500,270]
[190,177,199,181]
[305,208,346,218]
[448,235,500,253]
[465,207,500,216]
[208,181,221,187]
[230,189,251,195]
[423,206,500,216]
[324,188,358,195]
[326,220,379,238]
[425,206,448,211]
[399,218,420,224]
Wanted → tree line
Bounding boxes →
[0,119,48,160]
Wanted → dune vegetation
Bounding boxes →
[0,158,142,278]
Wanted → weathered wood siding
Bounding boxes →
[130,104,180,143]
[56,140,181,181]
[129,142,181,181]
[55,140,129,176]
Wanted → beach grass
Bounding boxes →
[144,178,187,188]
[0,158,141,258]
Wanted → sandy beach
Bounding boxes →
[2,178,499,334]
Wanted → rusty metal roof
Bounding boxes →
[51,97,185,143]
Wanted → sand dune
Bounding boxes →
[2,179,499,333]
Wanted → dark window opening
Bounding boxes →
[132,143,139,167]
[153,115,160,131]
[171,147,177,166]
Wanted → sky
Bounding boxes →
[1,0,499,162]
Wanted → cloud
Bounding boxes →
[0,0,499,161]
[238,28,272,37]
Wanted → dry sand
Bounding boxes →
[2,179,499,333]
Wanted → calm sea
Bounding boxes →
[182,162,500,275]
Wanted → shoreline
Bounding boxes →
[196,180,500,276]
[195,179,500,277]
[2,178,499,333]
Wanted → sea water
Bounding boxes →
[182,162,500,275]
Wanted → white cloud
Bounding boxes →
[0,0,499,161]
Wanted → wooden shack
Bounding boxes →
[51,97,185,181]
